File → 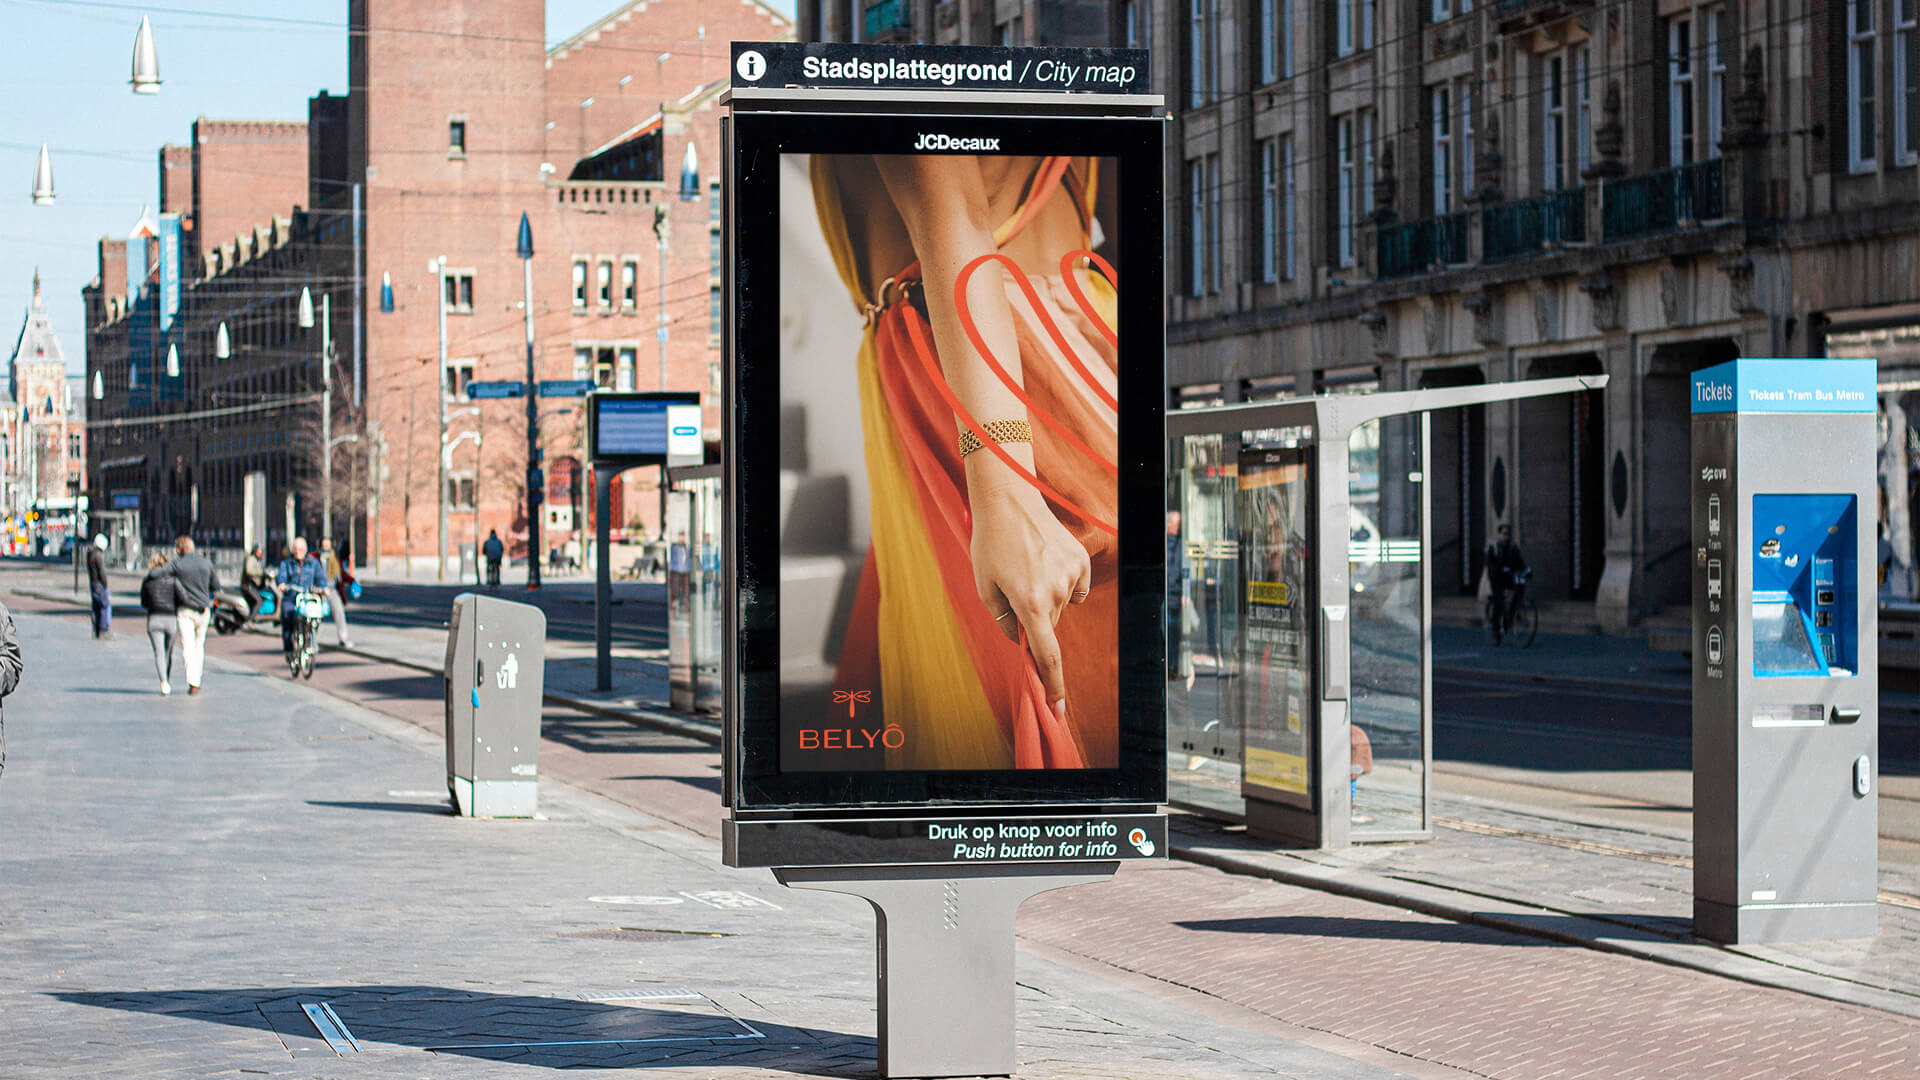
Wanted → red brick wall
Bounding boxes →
[352,0,787,571]
[191,119,308,266]
[96,239,127,316]
[544,0,791,161]
[159,144,193,217]
[355,0,553,568]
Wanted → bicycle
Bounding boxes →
[284,589,326,679]
[1485,568,1539,648]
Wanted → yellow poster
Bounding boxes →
[1245,746,1309,795]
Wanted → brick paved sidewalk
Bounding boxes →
[0,594,1440,1080]
[12,568,1920,1078]
[1018,862,1920,1080]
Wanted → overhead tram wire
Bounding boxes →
[11,0,736,57]
[86,392,323,430]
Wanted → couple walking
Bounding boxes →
[140,536,219,696]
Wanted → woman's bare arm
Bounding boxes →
[873,154,1090,716]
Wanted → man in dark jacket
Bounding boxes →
[163,535,219,695]
[1484,524,1529,643]
[0,598,21,777]
[482,529,504,588]
[86,534,111,638]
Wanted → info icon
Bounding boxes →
[736,50,767,82]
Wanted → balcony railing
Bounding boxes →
[864,0,912,39]
[1377,212,1470,279]
[1602,159,1724,241]
[1482,188,1586,262]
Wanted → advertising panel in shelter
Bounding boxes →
[726,43,1164,812]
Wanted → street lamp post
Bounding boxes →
[518,212,541,589]
[301,289,340,546]
[434,256,448,581]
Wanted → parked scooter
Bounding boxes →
[211,584,276,636]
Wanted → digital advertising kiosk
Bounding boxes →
[1691,358,1879,943]
[720,41,1165,1078]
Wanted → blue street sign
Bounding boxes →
[538,379,597,398]
[466,380,526,399]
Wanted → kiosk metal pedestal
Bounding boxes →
[777,863,1116,1079]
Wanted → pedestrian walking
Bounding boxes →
[163,536,219,695]
[0,597,22,778]
[141,552,181,696]
[482,529,504,588]
[86,534,112,639]
[319,537,352,647]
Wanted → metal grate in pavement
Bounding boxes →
[558,927,735,942]
[299,989,763,1053]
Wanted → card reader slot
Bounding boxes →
[1752,704,1826,728]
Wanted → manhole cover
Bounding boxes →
[293,989,761,1052]
[559,928,735,943]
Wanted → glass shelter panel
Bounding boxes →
[1168,432,1246,816]
[1348,415,1430,835]
[668,476,724,715]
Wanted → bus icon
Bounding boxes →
[1707,559,1723,599]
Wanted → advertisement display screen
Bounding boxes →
[1236,446,1314,804]
[588,391,701,463]
[729,108,1165,810]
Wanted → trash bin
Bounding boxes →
[444,593,547,817]
[459,541,478,583]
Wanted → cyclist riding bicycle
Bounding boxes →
[1484,523,1529,644]
[274,536,331,663]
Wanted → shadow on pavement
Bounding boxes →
[1173,915,1569,945]
[541,715,714,756]
[305,799,453,816]
[333,673,443,699]
[611,774,724,794]
[54,986,870,1074]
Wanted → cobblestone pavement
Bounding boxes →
[0,594,1436,1080]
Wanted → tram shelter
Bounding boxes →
[1166,375,1606,849]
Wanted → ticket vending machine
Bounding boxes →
[1691,358,1878,943]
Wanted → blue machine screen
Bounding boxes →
[596,399,671,456]
[1751,494,1857,677]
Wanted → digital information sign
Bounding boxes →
[587,391,703,465]
[723,43,1167,866]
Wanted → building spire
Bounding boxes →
[31,268,41,310]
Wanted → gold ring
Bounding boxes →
[993,609,1016,623]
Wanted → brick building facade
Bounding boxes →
[353,0,787,575]
[85,0,790,572]
[815,0,1920,631]
[6,273,85,551]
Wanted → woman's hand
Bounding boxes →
[968,475,1091,719]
